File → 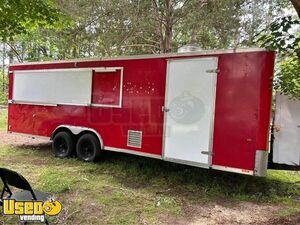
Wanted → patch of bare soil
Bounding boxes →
[163,201,284,225]
[0,131,49,146]
[56,191,104,225]
[261,214,300,225]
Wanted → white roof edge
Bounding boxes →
[11,48,269,66]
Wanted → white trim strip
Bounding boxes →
[11,101,58,107]
[91,104,121,108]
[164,157,210,168]
[11,67,123,73]
[10,101,94,107]
[161,60,170,160]
[211,165,254,175]
[208,58,219,166]
[103,146,162,159]
[119,67,124,108]
[10,48,268,66]
[57,103,89,107]
[94,69,116,72]
[10,101,124,108]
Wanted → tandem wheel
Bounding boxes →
[76,133,102,162]
[52,131,75,158]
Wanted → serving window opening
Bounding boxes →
[91,68,123,108]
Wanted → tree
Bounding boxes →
[179,0,246,49]
[275,55,300,99]
[256,13,300,99]
[0,0,61,41]
[9,0,245,58]
[3,0,294,61]
[148,0,209,53]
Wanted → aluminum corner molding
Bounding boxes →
[254,150,269,177]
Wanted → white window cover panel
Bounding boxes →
[273,93,300,166]
[163,57,218,166]
[13,69,93,105]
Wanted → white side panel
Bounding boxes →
[163,57,218,166]
[13,69,92,105]
[273,93,300,166]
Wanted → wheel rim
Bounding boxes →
[80,140,94,160]
[55,138,68,155]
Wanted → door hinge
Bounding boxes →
[162,106,170,112]
[206,69,220,73]
[201,151,212,155]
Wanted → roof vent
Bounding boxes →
[178,44,201,53]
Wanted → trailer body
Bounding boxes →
[8,49,275,176]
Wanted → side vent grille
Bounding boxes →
[127,130,142,148]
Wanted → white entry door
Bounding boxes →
[273,93,300,166]
[163,57,218,167]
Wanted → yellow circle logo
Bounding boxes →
[42,200,62,216]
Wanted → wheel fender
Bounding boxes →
[51,125,103,149]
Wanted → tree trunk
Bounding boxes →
[163,0,173,53]
[153,0,174,53]
[290,0,300,18]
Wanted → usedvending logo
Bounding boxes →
[3,199,62,222]
[169,91,205,124]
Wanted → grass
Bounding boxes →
[0,108,7,131]
[0,109,300,224]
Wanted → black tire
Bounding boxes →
[76,134,102,162]
[52,131,74,158]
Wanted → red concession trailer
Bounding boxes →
[7,48,275,176]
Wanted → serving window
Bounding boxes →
[91,68,123,108]
[12,67,123,108]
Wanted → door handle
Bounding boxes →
[162,106,170,112]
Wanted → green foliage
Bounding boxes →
[0,108,7,130]
[1,0,290,61]
[257,16,300,54]
[0,72,8,105]
[275,55,300,99]
[175,0,244,49]
[256,15,300,99]
[0,0,62,41]
[5,0,268,60]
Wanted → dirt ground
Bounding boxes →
[0,131,49,146]
[263,214,300,225]
[0,131,299,225]
[165,202,283,225]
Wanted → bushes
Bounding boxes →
[0,72,8,105]
[275,56,300,99]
